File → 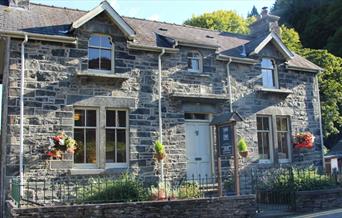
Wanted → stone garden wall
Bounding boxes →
[295,188,342,212]
[9,195,256,218]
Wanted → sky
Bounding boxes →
[30,0,276,24]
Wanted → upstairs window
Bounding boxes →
[187,51,202,73]
[261,58,277,88]
[88,35,113,71]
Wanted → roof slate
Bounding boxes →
[0,2,322,71]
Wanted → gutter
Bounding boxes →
[127,42,178,53]
[20,35,28,196]
[0,30,77,44]
[216,54,257,65]
[226,58,233,112]
[285,65,321,74]
[158,48,165,181]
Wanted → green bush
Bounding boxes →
[177,182,201,199]
[77,173,149,203]
[257,168,336,192]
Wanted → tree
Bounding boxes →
[184,10,251,34]
[279,25,302,53]
[271,0,342,57]
[247,5,259,18]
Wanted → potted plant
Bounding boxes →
[154,140,166,161]
[238,137,248,158]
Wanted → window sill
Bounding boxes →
[69,169,105,175]
[255,86,293,94]
[185,71,209,77]
[77,71,129,80]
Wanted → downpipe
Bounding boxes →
[20,35,28,196]
[226,58,233,112]
[158,48,165,181]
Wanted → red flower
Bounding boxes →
[294,132,314,149]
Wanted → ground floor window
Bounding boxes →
[256,115,291,164]
[73,108,128,168]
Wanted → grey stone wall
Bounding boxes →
[2,11,322,198]
[9,195,256,218]
[295,188,342,212]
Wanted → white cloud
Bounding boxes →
[148,14,161,21]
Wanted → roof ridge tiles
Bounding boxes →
[30,2,87,12]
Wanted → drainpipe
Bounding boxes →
[317,72,325,170]
[20,35,28,196]
[226,58,233,112]
[158,48,165,180]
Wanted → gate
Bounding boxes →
[251,167,296,211]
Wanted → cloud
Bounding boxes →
[148,14,161,21]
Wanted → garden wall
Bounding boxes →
[9,195,256,218]
[295,188,342,212]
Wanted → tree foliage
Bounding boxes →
[184,10,253,34]
[272,0,342,57]
[247,6,259,18]
[280,26,342,144]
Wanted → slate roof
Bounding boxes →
[0,2,322,71]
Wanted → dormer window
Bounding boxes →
[261,58,277,88]
[88,35,113,72]
[187,51,202,73]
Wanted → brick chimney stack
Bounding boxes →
[249,6,280,37]
[8,0,30,9]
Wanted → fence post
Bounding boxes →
[289,168,296,211]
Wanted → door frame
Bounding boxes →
[184,113,214,177]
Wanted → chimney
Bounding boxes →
[8,0,30,9]
[249,6,280,37]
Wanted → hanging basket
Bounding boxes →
[293,132,314,150]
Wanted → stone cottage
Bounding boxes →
[0,0,324,211]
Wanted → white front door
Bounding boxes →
[185,122,212,179]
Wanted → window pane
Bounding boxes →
[281,118,288,131]
[100,49,112,71]
[86,110,97,127]
[191,59,199,71]
[117,130,126,163]
[106,129,116,163]
[118,111,126,127]
[257,117,262,130]
[278,132,289,159]
[86,129,96,164]
[74,110,85,127]
[263,117,270,130]
[257,132,270,160]
[106,110,116,127]
[261,58,273,69]
[262,69,274,88]
[257,132,264,159]
[89,35,101,47]
[74,129,84,163]
[101,36,112,48]
[88,48,100,70]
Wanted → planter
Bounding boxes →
[48,152,73,170]
[239,151,248,158]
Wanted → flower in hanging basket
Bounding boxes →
[293,132,314,149]
[47,131,78,159]
[154,140,166,161]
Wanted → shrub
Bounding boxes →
[237,138,248,152]
[177,182,201,199]
[77,173,149,203]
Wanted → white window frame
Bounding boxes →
[73,107,100,169]
[88,34,115,74]
[260,58,278,89]
[276,116,291,163]
[257,115,273,164]
[187,51,203,73]
[105,109,129,168]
